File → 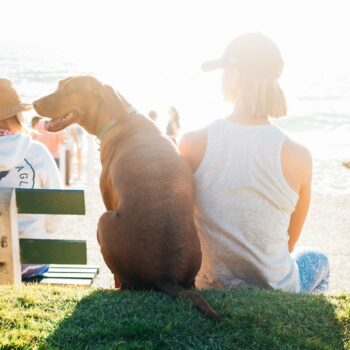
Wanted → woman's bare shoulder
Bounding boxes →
[282,137,312,166]
[180,128,208,148]
[281,137,312,191]
[179,127,208,172]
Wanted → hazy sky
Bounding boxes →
[2,0,350,128]
[3,0,350,59]
[0,0,350,43]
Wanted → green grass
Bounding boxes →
[0,285,349,350]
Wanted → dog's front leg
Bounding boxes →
[114,275,121,289]
[99,176,118,210]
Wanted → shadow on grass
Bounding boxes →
[41,288,347,350]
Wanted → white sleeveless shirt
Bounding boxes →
[194,119,300,292]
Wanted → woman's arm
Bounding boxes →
[282,139,313,252]
[287,179,311,252]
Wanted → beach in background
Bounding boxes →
[1,0,349,291]
[2,35,350,195]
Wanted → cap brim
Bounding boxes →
[201,59,224,72]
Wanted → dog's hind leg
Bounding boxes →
[97,211,125,282]
[97,211,138,291]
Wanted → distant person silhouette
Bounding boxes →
[31,116,64,168]
[166,106,180,143]
[65,124,84,185]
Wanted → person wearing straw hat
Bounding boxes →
[179,33,329,293]
[0,78,64,278]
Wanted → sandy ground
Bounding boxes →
[56,157,350,292]
[298,193,350,292]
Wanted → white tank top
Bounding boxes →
[194,119,300,292]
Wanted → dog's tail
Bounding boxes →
[154,277,221,322]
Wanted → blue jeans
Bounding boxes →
[293,249,329,293]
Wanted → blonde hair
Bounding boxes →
[0,115,24,132]
[228,71,287,118]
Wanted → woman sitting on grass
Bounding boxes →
[179,33,329,293]
[0,79,64,278]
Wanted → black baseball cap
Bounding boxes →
[201,33,284,79]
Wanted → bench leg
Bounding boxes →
[0,188,21,285]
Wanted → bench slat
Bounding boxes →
[49,264,99,270]
[20,239,87,264]
[22,265,99,286]
[41,272,96,279]
[24,278,93,286]
[48,267,98,274]
[16,189,85,215]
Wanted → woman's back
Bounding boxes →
[180,33,327,294]
[194,119,300,292]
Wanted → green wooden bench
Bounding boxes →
[0,188,99,286]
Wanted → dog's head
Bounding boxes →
[33,76,130,135]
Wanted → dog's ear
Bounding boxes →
[100,84,129,118]
[57,76,73,89]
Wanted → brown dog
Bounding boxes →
[33,76,220,321]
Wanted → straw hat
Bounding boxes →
[0,79,32,121]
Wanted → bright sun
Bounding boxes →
[2,0,350,130]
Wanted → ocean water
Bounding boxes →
[1,40,350,195]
